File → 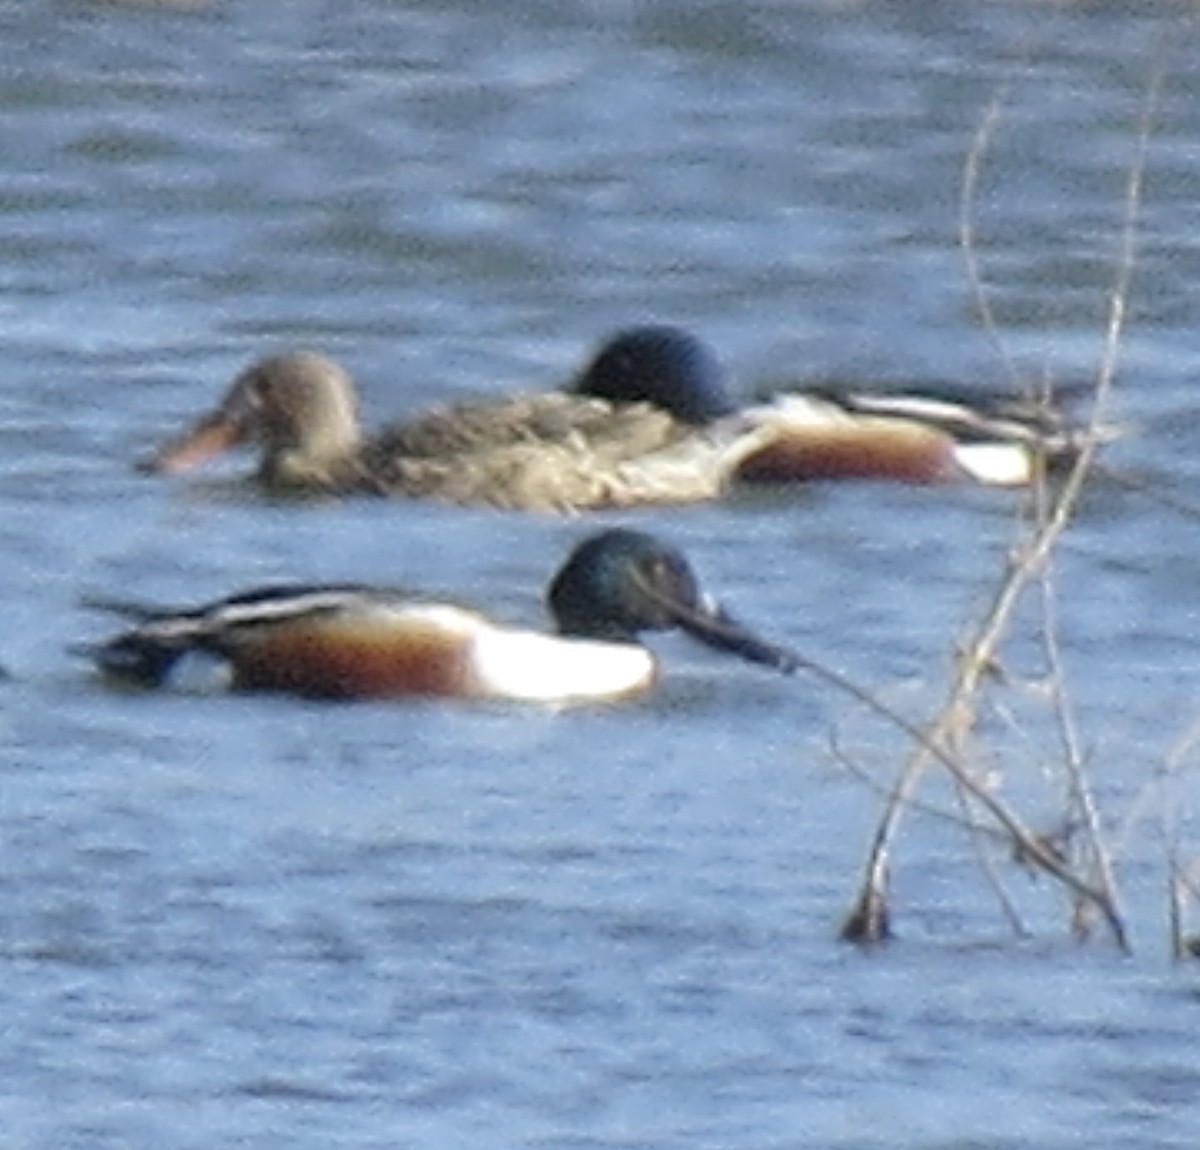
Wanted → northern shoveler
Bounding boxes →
[138,329,768,511]
[139,326,1095,508]
[732,383,1096,488]
[85,528,798,704]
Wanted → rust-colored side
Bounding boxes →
[736,423,959,485]
[228,616,473,700]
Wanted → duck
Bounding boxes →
[140,328,774,511]
[139,325,1095,509]
[731,380,1097,488]
[84,528,798,705]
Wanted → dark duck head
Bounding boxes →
[547,528,797,673]
[572,326,738,426]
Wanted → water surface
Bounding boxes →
[1,1,1199,1147]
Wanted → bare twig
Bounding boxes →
[1123,717,1200,959]
[839,52,1164,950]
[784,648,1122,940]
[960,80,1021,392]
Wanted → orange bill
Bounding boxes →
[138,413,246,475]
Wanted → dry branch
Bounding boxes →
[837,58,1164,950]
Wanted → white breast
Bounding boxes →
[467,627,657,704]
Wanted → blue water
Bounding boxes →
[1,1,1199,1146]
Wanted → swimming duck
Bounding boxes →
[140,328,774,511]
[85,528,798,704]
[731,382,1095,488]
[140,325,1093,508]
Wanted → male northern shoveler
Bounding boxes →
[732,383,1098,488]
[139,325,1096,509]
[85,528,798,704]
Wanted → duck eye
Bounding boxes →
[644,556,673,587]
[242,382,267,412]
[645,555,695,604]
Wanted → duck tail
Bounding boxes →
[79,596,205,688]
[81,632,191,689]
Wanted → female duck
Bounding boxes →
[87,528,798,705]
[141,326,1094,508]
[140,329,769,511]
